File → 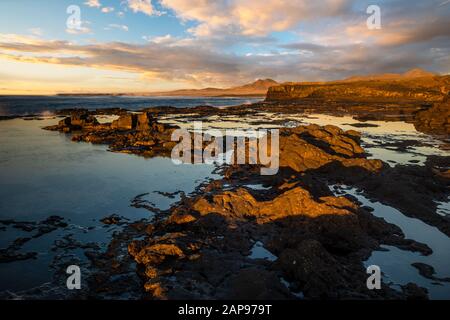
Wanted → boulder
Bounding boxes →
[55,112,99,132]
[136,112,154,131]
[111,114,137,130]
[277,125,382,173]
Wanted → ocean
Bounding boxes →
[0,96,263,116]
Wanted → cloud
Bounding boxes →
[28,28,43,36]
[101,7,115,13]
[142,34,174,44]
[1,0,449,90]
[126,0,155,16]
[160,0,353,36]
[105,24,129,31]
[65,21,92,35]
[84,0,101,8]
[338,15,450,48]
[1,29,447,88]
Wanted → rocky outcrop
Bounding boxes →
[192,186,357,223]
[127,173,429,299]
[414,98,450,135]
[44,111,178,157]
[266,76,449,103]
[122,125,431,299]
[110,112,160,131]
[45,111,100,132]
[277,124,383,173]
[111,114,137,130]
[39,113,445,300]
[0,216,68,263]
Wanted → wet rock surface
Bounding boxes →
[411,263,450,282]
[0,216,68,263]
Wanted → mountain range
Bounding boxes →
[142,79,279,97]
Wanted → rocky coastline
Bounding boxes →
[1,79,449,300]
[26,101,447,299]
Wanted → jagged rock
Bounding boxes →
[219,267,292,300]
[278,239,345,298]
[136,112,154,131]
[100,214,124,225]
[277,125,383,173]
[192,186,356,223]
[45,112,99,132]
[402,283,429,300]
[128,242,184,265]
[414,99,450,135]
[111,114,137,130]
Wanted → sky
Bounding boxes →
[0,0,449,94]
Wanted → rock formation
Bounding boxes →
[122,124,432,300]
[266,75,449,103]
[38,110,448,300]
[414,98,450,135]
[46,111,100,132]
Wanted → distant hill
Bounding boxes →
[135,79,279,97]
[56,79,279,97]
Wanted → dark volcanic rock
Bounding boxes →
[401,283,429,300]
[0,216,68,263]
[411,262,450,282]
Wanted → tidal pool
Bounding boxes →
[0,117,219,292]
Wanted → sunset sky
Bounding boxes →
[0,0,449,94]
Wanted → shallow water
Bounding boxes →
[332,185,450,299]
[249,241,277,261]
[0,118,219,292]
[437,200,450,217]
[161,112,448,166]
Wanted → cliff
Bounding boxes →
[266,75,450,103]
[414,97,450,135]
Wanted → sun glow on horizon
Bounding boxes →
[0,57,193,95]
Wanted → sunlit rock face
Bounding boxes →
[266,76,450,103]
[414,98,450,135]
